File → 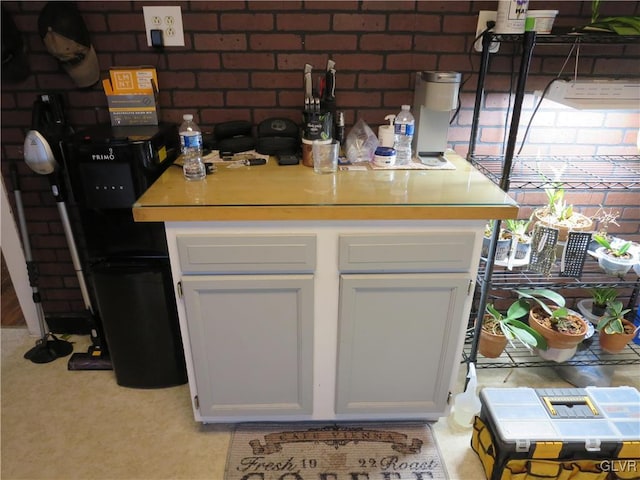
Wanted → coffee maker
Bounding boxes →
[412,71,461,165]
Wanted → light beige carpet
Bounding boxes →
[225,422,447,480]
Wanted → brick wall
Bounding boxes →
[1,1,639,318]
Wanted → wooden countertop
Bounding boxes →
[133,151,518,222]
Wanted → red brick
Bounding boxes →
[278,91,306,108]
[220,13,274,31]
[227,91,276,107]
[339,91,382,108]
[168,53,221,70]
[194,108,246,125]
[419,2,470,13]
[383,92,413,110]
[304,34,357,51]
[174,91,223,108]
[389,14,440,32]
[159,72,197,89]
[222,53,275,70]
[183,12,219,31]
[195,34,247,51]
[277,13,330,31]
[333,14,386,31]
[252,72,300,89]
[360,34,413,51]
[605,192,640,206]
[359,73,410,90]
[251,34,302,51]
[620,207,640,220]
[363,1,415,12]
[249,1,305,11]
[386,53,436,71]
[415,35,466,53]
[193,2,245,12]
[199,72,250,89]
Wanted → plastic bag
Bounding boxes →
[345,119,379,163]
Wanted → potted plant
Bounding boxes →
[589,205,620,252]
[592,234,639,276]
[479,300,547,358]
[516,289,589,362]
[596,300,638,354]
[532,186,593,242]
[590,287,618,316]
[481,221,512,261]
[504,218,532,260]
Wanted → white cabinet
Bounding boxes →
[165,221,482,423]
[335,233,474,416]
[336,273,471,415]
[182,274,314,418]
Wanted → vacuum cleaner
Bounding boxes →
[22,93,111,370]
[10,160,73,364]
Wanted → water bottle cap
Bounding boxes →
[183,114,193,121]
[401,105,410,110]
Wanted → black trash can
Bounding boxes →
[91,258,187,388]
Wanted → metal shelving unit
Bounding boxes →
[466,31,640,369]
[470,154,640,190]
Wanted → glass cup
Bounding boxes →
[312,140,339,174]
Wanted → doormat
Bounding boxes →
[224,422,448,480]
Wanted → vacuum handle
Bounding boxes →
[9,160,20,191]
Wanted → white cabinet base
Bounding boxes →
[166,220,483,423]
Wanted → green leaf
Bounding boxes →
[506,300,529,320]
[619,242,631,255]
[508,319,547,350]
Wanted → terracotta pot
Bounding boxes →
[479,327,508,358]
[599,319,638,354]
[529,306,588,350]
[532,209,593,242]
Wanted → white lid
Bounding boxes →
[401,105,410,110]
[183,114,193,121]
[527,10,559,16]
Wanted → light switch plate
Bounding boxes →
[143,6,185,47]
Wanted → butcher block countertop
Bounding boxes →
[132,151,518,222]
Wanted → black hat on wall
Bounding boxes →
[38,1,100,88]
[2,5,31,83]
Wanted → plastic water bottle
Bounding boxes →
[451,363,482,429]
[180,114,205,181]
[179,114,203,158]
[182,152,206,181]
[394,105,414,165]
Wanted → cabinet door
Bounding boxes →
[181,275,314,419]
[336,273,470,415]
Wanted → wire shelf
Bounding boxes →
[478,259,640,290]
[463,327,640,369]
[488,33,640,46]
[469,155,640,190]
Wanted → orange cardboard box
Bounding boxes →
[103,67,159,126]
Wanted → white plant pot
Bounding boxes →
[535,345,578,363]
[596,247,638,276]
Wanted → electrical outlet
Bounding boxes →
[143,6,184,47]
[474,11,499,53]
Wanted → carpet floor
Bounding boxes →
[2,327,639,480]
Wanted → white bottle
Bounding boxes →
[495,0,529,34]
[179,114,203,158]
[451,363,482,429]
[394,105,415,165]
